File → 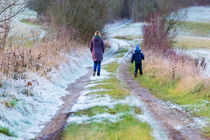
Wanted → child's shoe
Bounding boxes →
[97,73,100,76]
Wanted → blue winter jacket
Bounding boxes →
[131,50,145,63]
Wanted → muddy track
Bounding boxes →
[35,69,92,140]
[119,52,208,140]
[34,39,207,140]
[35,46,121,140]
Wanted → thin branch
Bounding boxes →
[0,0,18,15]
[0,5,26,23]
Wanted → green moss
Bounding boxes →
[0,126,16,137]
[62,114,153,140]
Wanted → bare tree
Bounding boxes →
[0,0,26,53]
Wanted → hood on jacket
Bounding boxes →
[136,44,141,50]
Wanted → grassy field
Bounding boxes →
[62,54,154,140]
[174,21,210,49]
[181,22,210,37]
[20,19,41,26]
[114,35,142,41]
[175,36,210,49]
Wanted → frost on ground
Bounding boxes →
[0,22,121,139]
[179,6,210,23]
[65,32,168,140]
[104,19,145,38]
[10,0,46,40]
[66,65,168,140]
[186,49,210,77]
[0,49,92,140]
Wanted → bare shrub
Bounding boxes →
[0,0,26,52]
[142,17,175,53]
[0,28,84,79]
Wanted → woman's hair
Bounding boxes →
[94,31,101,37]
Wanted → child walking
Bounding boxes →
[131,44,145,78]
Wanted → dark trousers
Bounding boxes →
[135,61,143,75]
[94,61,101,74]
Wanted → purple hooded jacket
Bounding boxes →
[90,37,105,61]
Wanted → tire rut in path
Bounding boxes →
[35,45,121,140]
[119,57,208,140]
[35,69,92,140]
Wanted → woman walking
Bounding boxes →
[90,31,105,76]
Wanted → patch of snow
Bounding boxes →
[191,117,210,129]
[133,96,169,140]
[180,6,210,23]
[105,20,145,37]
[9,1,46,39]
[186,49,210,77]
[68,65,168,140]
[67,113,124,124]
[0,49,92,140]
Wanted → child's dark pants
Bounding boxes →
[135,61,143,75]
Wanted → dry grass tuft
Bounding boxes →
[0,29,85,79]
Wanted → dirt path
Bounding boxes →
[34,37,207,140]
[119,53,208,140]
[35,69,92,140]
[35,45,121,140]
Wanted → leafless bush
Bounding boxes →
[142,16,206,73]
[0,47,42,79]
[0,0,26,52]
[0,28,84,79]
